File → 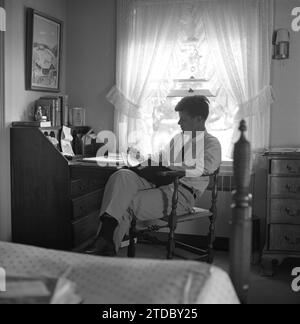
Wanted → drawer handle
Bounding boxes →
[284,236,300,246]
[284,208,298,217]
[286,165,297,173]
[285,184,300,194]
[79,206,86,213]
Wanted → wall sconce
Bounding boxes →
[0,7,6,31]
[272,29,290,60]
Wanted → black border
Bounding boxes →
[25,8,63,92]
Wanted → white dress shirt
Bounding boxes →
[166,131,222,196]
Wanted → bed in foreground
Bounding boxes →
[0,241,239,304]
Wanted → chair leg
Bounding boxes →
[207,215,216,264]
[167,226,175,260]
[167,177,180,260]
[128,217,137,258]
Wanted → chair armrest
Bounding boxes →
[158,168,219,179]
[157,170,186,179]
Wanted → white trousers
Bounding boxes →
[99,169,195,251]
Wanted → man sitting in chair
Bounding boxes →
[87,95,222,256]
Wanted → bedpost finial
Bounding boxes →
[239,120,247,134]
[233,120,252,208]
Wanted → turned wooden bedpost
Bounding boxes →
[230,120,252,304]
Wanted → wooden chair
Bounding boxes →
[127,168,220,264]
[128,120,252,304]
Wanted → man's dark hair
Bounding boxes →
[175,95,210,121]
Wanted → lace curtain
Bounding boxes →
[107,0,274,157]
[201,0,274,154]
[107,0,184,155]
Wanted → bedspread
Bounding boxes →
[0,242,239,304]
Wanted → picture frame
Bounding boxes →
[26,8,63,92]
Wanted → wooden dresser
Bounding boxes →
[11,126,117,251]
[262,152,300,275]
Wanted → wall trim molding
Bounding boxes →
[0,0,4,129]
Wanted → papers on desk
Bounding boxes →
[61,126,75,157]
[83,153,141,167]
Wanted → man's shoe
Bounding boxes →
[85,237,116,257]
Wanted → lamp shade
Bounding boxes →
[0,7,6,32]
[275,29,290,43]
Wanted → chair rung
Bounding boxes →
[177,211,212,223]
[175,241,208,255]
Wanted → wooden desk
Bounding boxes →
[11,126,117,251]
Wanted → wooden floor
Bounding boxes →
[117,244,300,304]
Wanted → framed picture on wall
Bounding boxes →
[26,8,63,92]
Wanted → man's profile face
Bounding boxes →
[178,110,201,132]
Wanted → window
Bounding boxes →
[110,0,273,162]
[149,26,236,161]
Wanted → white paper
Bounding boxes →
[83,155,125,165]
[61,126,75,157]
[61,140,75,157]
[83,153,140,167]
[61,126,73,142]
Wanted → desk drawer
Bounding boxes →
[269,224,300,252]
[73,211,99,247]
[270,177,300,197]
[71,178,106,198]
[72,189,104,220]
[270,200,300,224]
[271,160,300,175]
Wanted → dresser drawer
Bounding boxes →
[270,177,300,197]
[72,189,104,220]
[270,200,300,224]
[269,225,300,252]
[271,160,300,175]
[71,178,106,198]
[73,211,99,247]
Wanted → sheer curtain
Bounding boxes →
[201,0,274,153]
[107,0,184,155]
[108,0,274,156]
